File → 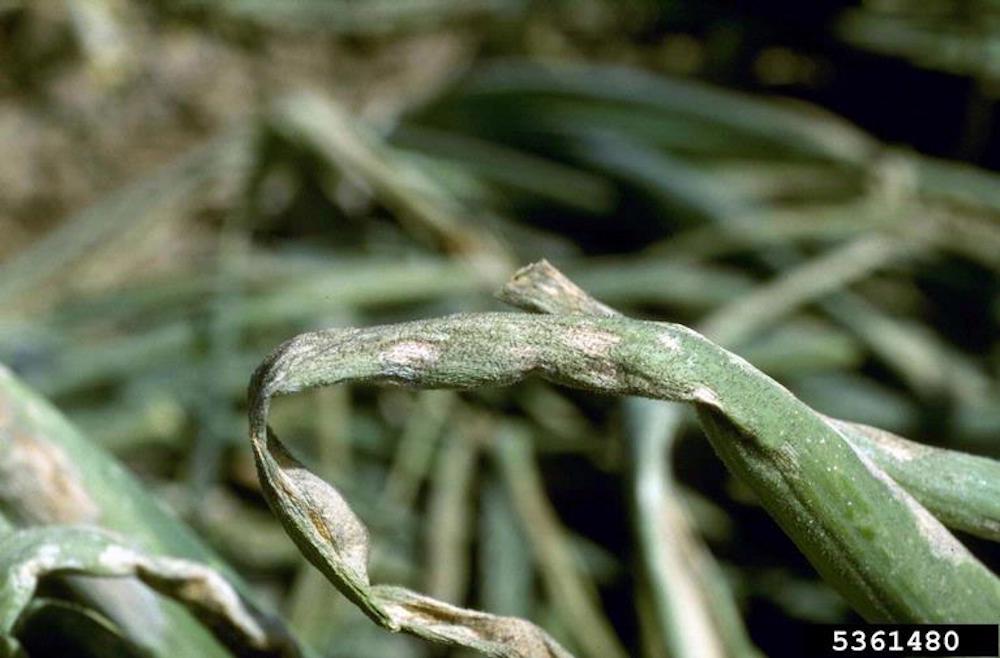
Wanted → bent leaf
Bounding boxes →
[0,525,298,658]
[0,362,300,658]
[504,260,1000,544]
[373,585,573,658]
[829,418,1000,542]
[250,293,1000,628]
[248,380,574,656]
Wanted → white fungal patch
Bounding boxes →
[906,495,967,565]
[869,428,930,463]
[382,342,440,368]
[657,332,680,352]
[13,544,62,591]
[564,328,620,358]
[692,386,721,408]
[98,544,138,570]
[35,543,61,564]
[826,417,928,463]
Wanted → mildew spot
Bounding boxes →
[564,328,620,358]
[905,496,967,565]
[268,434,372,584]
[34,543,61,566]
[692,386,721,408]
[376,587,566,656]
[0,432,100,524]
[657,333,680,352]
[382,341,440,368]
[98,544,139,569]
[12,544,62,591]
[874,437,921,462]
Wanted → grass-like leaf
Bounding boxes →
[0,526,297,658]
[0,363,302,657]
[248,266,1000,656]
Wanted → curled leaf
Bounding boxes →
[252,428,391,627]
[0,362,300,658]
[250,289,1000,627]
[501,259,761,658]
[373,585,574,658]
[0,526,298,658]
[502,260,1000,544]
[248,377,576,656]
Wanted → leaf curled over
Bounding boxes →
[250,278,1000,629]
[0,526,298,658]
[248,328,583,656]
[251,428,392,628]
[373,585,575,658]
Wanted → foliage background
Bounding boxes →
[1,1,999,657]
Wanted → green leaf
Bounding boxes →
[250,269,1000,628]
[0,525,298,658]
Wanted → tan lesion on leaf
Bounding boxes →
[692,386,721,408]
[374,586,571,658]
[382,341,441,367]
[263,430,371,583]
[563,327,620,358]
[0,404,100,524]
[304,505,337,547]
[380,340,443,383]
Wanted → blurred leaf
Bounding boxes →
[0,525,299,658]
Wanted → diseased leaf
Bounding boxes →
[247,413,575,657]
[502,259,762,658]
[829,418,1000,542]
[249,271,1000,632]
[251,428,391,627]
[0,363,304,658]
[503,261,1000,543]
[0,525,298,658]
[373,585,574,658]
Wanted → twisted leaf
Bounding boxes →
[505,260,1000,542]
[248,370,573,657]
[249,296,1000,630]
